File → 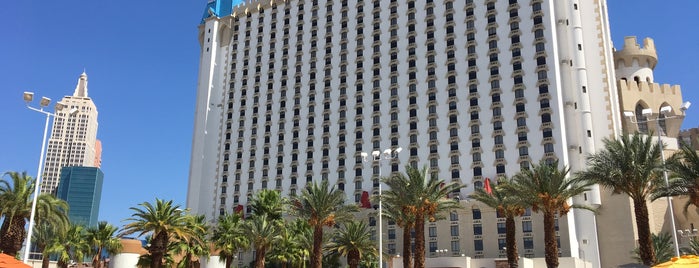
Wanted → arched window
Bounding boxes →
[659,112,668,136]
[635,104,649,134]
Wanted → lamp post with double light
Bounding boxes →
[361,147,402,268]
[623,101,691,257]
[22,92,78,263]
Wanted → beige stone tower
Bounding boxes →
[615,36,686,140]
[607,36,697,263]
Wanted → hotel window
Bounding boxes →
[473,224,482,235]
[472,153,481,162]
[473,163,483,175]
[517,118,526,127]
[472,208,481,219]
[495,150,504,159]
[496,165,505,174]
[450,225,460,237]
[451,241,460,253]
[544,143,554,153]
[540,98,550,108]
[494,121,502,130]
[524,237,534,249]
[429,227,437,237]
[493,107,502,117]
[497,223,506,234]
[543,128,553,138]
[519,146,529,156]
[429,242,438,253]
[494,135,504,145]
[474,240,484,251]
[542,113,552,123]
[522,221,533,232]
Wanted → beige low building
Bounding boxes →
[109,239,147,268]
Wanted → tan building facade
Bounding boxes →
[679,128,699,150]
[597,36,696,266]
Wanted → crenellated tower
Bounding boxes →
[615,36,686,143]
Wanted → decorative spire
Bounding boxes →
[73,71,88,97]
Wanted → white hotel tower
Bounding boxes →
[188,0,624,267]
[42,72,101,194]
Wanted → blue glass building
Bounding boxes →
[56,166,104,226]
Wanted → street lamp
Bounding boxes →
[361,147,402,268]
[623,101,691,257]
[678,228,699,239]
[22,92,77,263]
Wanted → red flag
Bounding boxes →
[234,204,245,219]
[360,191,372,209]
[484,177,493,195]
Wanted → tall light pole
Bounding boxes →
[22,92,77,263]
[361,147,402,268]
[623,101,691,257]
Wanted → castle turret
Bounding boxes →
[614,36,686,146]
[614,36,658,83]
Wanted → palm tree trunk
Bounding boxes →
[413,216,425,268]
[254,248,266,268]
[0,215,27,256]
[150,231,169,268]
[633,197,656,266]
[225,256,233,268]
[348,250,359,268]
[401,226,413,268]
[93,248,103,268]
[42,255,51,268]
[312,225,323,268]
[543,211,559,268]
[505,216,518,268]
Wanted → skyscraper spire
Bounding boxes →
[73,71,88,97]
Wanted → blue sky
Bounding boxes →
[0,1,697,228]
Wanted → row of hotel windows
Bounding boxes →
[377,209,559,256]
[219,0,553,204]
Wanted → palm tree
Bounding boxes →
[288,219,313,267]
[244,214,279,268]
[212,212,249,268]
[633,232,675,265]
[327,220,377,268]
[267,225,300,268]
[121,199,193,268]
[0,171,69,256]
[137,235,178,268]
[268,219,312,268]
[383,166,464,268]
[508,161,593,268]
[382,186,415,268]
[173,215,209,268]
[291,180,358,268]
[681,237,699,255]
[85,221,122,268]
[249,189,286,220]
[576,134,665,266]
[32,221,66,268]
[470,178,526,268]
[656,141,699,213]
[48,224,91,268]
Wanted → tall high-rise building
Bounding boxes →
[187,0,642,267]
[42,72,100,194]
[56,166,104,227]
